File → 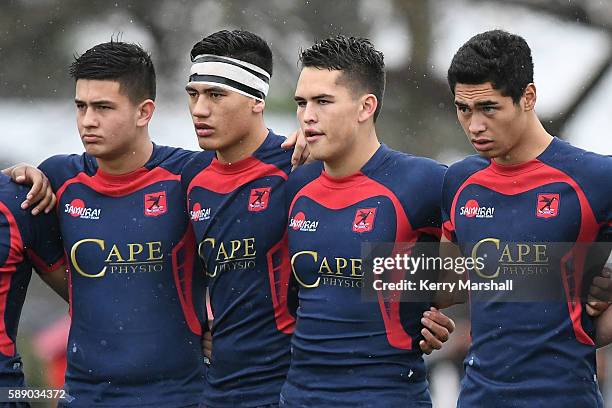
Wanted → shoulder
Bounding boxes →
[0,174,32,233]
[0,174,28,207]
[542,139,612,219]
[445,154,490,181]
[253,130,294,175]
[150,145,199,174]
[181,150,216,187]
[288,161,323,184]
[39,153,92,190]
[544,138,612,179]
[385,149,446,179]
[286,161,324,198]
[39,153,87,172]
[443,154,490,197]
[367,147,447,198]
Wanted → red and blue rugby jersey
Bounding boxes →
[39,144,206,408]
[442,137,611,408]
[280,144,445,407]
[0,173,65,387]
[182,131,295,408]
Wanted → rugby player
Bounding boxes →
[281,35,451,407]
[440,30,612,407]
[182,30,454,407]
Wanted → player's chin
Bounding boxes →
[308,147,329,162]
[473,147,498,159]
[307,142,330,159]
[197,138,218,151]
[82,143,106,157]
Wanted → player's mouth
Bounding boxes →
[194,123,214,137]
[471,138,495,152]
[304,128,325,143]
[82,134,103,143]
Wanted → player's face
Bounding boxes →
[75,79,145,160]
[186,83,260,154]
[454,82,529,161]
[294,67,362,163]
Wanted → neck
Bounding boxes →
[97,135,154,175]
[324,127,380,178]
[494,114,553,165]
[216,119,269,164]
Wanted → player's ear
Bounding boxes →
[136,99,156,127]
[358,94,377,123]
[522,83,536,112]
[251,98,265,114]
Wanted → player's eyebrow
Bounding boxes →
[204,86,227,93]
[74,98,115,106]
[454,100,499,108]
[294,94,334,102]
[474,100,499,107]
[185,85,227,93]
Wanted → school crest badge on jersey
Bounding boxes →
[352,208,377,233]
[144,191,167,217]
[248,187,271,212]
[536,193,559,219]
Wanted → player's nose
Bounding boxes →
[192,97,211,117]
[81,107,99,128]
[302,102,317,124]
[468,115,486,134]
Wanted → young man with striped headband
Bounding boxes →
[4,31,453,407]
[181,30,455,407]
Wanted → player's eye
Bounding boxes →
[186,90,198,98]
[75,103,85,110]
[318,99,330,105]
[457,106,470,114]
[482,106,497,114]
[295,101,306,108]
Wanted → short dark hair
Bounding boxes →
[447,30,533,104]
[69,41,156,102]
[299,35,385,121]
[190,30,273,76]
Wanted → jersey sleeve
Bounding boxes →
[25,210,65,274]
[411,160,446,242]
[596,157,612,243]
[576,153,612,243]
[0,201,22,275]
[441,168,458,244]
[180,155,198,209]
[1,182,65,275]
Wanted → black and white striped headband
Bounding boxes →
[188,54,270,101]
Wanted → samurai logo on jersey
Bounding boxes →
[248,187,271,212]
[353,208,376,233]
[537,193,559,219]
[460,199,495,218]
[144,191,167,217]
[65,198,101,220]
[289,211,319,232]
[190,202,211,221]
